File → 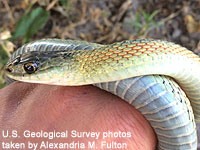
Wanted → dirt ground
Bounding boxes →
[1,0,200,48]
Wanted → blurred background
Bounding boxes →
[0,0,200,88]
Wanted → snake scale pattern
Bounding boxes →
[5,39,200,150]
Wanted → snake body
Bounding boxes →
[5,39,200,150]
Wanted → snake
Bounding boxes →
[4,38,200,150]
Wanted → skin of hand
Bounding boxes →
[0,81,156,150]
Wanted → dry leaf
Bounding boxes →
[0,30,15,55]
[0,30,11,40]
[184,15,200,33]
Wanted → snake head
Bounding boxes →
[4,50,77,85]
[5,52,41,78]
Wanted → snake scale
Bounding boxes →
[4,39,200,150]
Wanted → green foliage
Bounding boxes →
[0,76,5,88]
[0,46,9,88]
[0,48,9,65]
[127,9,163,36]
[10,7,49,43]
[59,0,68,6]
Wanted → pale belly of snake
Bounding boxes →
[4,39,200,150]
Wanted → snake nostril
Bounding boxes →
[6,68,13,73]
[5,65,13,73]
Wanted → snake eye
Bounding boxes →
[24,62,38,74]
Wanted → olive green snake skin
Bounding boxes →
[4,39,200,150]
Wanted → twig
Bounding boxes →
[47,0,58,11]
[160,10,181,24]
[112,0,133,22]
[2,0,14,24]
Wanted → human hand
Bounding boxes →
[0,82,156,149]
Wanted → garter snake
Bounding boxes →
[4,39,200,150]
